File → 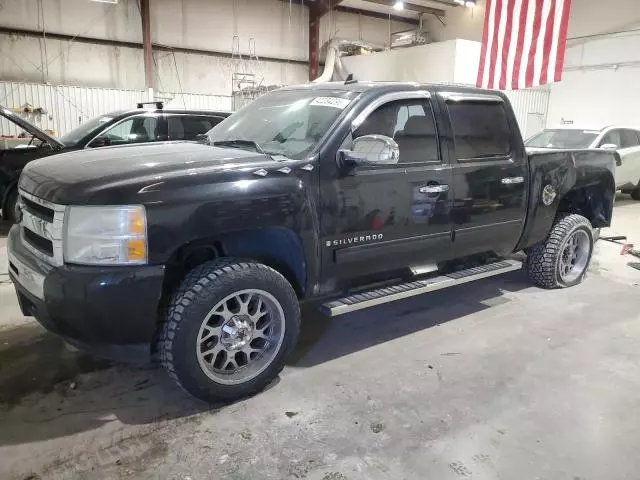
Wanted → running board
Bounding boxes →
[321,259,522,317]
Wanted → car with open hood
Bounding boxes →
[0,103,229,222]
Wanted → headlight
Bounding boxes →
[64,205,147,265]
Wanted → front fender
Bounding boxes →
[146,174,320,296]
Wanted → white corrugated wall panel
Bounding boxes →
[503,88,550,140]
[1,82,232,138]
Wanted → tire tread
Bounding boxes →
[158,258,300,402]
[526,214,593,289]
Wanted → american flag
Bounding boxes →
[476,0,572,90]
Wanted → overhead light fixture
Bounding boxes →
[465,0,476,6]
[393,1,404,10]
[454,0,465,4]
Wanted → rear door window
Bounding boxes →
[599,129,622,148]
[447,101,511,160]
[168,115,223,141]
[620,129,640,149]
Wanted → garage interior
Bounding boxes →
[1,0,640,478]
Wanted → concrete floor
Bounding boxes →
[1,196,639,480]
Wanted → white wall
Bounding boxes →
[547,65,640,128]
[0,0,415,95]
[342,40,472,83]
[546,29,640,127]
[453,39,482,85]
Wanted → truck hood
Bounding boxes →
[19,141,282,204]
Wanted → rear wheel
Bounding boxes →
[526,214,594,289]
[159,259,300,403]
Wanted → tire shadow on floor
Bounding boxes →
[0,323,211,447]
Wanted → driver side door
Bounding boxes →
[320,91,453,288]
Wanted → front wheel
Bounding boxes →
[526,214,594,289]
[159,259,300,403]
[3,189,18,223]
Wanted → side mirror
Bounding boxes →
[195,133,209,144]
[337,134,399,169]
[88,136,111,148]
[600,143,618,151]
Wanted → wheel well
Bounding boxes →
[161,227,306,304]
[0,182,18,221]
[0,177,17,210]
[556,184,614,228]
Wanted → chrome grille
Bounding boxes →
[18,189,65,266]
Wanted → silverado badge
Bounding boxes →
[326,234,383,247]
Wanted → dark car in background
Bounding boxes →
[0,103,230,222]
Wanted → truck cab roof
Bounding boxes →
[280,81,505,98]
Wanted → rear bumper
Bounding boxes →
[7,225,165,361]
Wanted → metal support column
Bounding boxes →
[309,6,320,81]
[140,0,154,100]
[308,0,343,81]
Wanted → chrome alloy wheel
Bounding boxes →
[196,289,285,385]
[557,229,591,283]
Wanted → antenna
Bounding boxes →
[344,74,357,84]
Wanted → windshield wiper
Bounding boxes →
[213,139,265,154]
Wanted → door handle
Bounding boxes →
[419,184,449,193]
[501,176,524,185]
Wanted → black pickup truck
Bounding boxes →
[7,82,616,403]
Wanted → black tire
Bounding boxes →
[159,258,300,403]
[526,214,594,289]
[3,188,18,223]
[631,187,640,201]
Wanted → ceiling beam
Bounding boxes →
[335,5,420,25]
[310,0,344,17]
[359,0,445,17]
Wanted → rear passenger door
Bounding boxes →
[438,92,528,257]
[166,114,226,141]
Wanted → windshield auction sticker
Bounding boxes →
[310,97,351,109]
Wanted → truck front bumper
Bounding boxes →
[7,225,165,362]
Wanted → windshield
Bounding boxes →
[59,114,116,146]
[525,129,600,149]
[207,89,359,159]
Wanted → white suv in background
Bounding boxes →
[526,125,640,200]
